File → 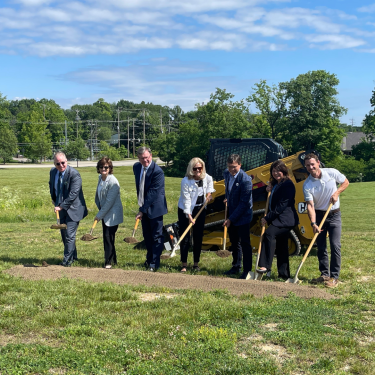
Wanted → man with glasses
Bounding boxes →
[223,154,253,279]
[49,152,88,266]
[133,147,168,271]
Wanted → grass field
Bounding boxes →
[0,166,374,374]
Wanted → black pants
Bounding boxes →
[258,224,292,279]
[102,221,118,266]
[141,214,164,269]
[178,207,206,263]
[228,222,252,272]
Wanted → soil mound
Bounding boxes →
[5,265,336,300]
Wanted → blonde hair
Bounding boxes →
[186,157,206,180]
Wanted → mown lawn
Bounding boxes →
[0,166,374,374]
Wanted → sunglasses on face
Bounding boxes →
[193,167,202,171]
[55,162,66,166]
[99,166,109,170]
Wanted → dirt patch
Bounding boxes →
[5,265,336,300]
[137,292,178,302]
[259,343,291,362]
[216,250,232,258]
[0,333,60,347]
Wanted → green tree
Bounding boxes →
[18,105,52,163]
[364,158,375,181]
[247,80,287,140]
[98,141,122,161]
[97,127,113,141]
[352,140,375,162]
[0,125,18,163]
[327,156,365,182]
[63,138,90,168]
[280,70,347,161]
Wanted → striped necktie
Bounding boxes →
[138,167,147,207]
[56,172,63,204]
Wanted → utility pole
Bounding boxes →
[40,104,48,120]
[127,117,130,159]
[65,120,68,146]
[160,109,163,133]
[143,109,146,145]
[75,110,81,139]
[132,119,135,158]
[117,107,122,149]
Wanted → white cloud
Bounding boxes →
[306,34,366,49]
[358,3,375,13]
[58,59,250,109]
[0,0,374,56]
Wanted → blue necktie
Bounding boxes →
[57,172,63,204]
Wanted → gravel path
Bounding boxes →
[5,265,336,300]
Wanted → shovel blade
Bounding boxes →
[81,234,98,241]
[285,276,300,284]
[123,237,139,244]
[248,271,256,280]
[50,224,67,230]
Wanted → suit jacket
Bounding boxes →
[49,165,88,222]
[95,174,124,227]
[265,178,299,228]
[133,161,168,219]
[224,169,253,226]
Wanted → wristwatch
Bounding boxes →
[311,222,317,227]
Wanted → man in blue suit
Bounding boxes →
[49,152,88,266]
[223,154,253,279]
[134,147,168,271]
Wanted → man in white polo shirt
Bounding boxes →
[303,153,349,288]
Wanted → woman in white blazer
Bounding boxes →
[177,157,215,272]
[95,157,123,269]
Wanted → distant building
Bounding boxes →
[341,132,366,155]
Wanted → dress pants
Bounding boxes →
[258,225,293,279]
[59,210,79,264]
[141,214,164,269]
[228,221,252,272]
[316,211,342,279]
[178,206,206,264]
[102,221,118,266]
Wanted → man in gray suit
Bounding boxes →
[49,152,88,266]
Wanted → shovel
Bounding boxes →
[249,191,271,280]
[216,202,231,258]
[81,219,99,241]
[286,203,333,284]
[50,211,67,230]
[124,218,140,244]
[162,198,209,259]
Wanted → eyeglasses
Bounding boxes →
[55,162,66,166]
[193,167,202,171]
[99,166,109,170]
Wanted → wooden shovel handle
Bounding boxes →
[134,218,140,231]
[300,203,334,263]
[223,202,228,250]
[174,197,209,249]
[92,219,98,229]
[255,191,271,270]
[56,211,60,223]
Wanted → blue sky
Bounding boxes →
[0,0,375,126]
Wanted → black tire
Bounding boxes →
[288,229,301,256]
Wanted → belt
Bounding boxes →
[315,208,340,216]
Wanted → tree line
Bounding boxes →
[0,69,374,182]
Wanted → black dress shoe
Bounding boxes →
[224,267,240,275]
[239,271,250,280]
[149,267,156,272]
[256,267,270,274]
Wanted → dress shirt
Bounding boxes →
[228,170,240,193]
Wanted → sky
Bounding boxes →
[0,0,375,127]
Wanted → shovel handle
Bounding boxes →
[131,219,140,237]
[255,191,271,271]
[292,203,334,280]
[89,219,98,235]
[170,197,209,255]
[56,210,60,224]
[223,202,228,251]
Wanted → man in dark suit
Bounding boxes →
[134,147,168,271]
[223,154,253,279]
[49,152,88,266]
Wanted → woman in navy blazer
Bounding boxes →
[257,160,299,279]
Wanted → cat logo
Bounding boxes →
[298,202,307,214]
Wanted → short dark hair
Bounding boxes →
[227,154,241,164]
[270,160,289,186]
[304,153,320,163]
[96,157,114,174]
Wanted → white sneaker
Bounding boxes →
[105,264,112,269]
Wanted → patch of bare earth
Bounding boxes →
[0,333,60,347]
[137,292,178,302]
[5,265,336,299]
